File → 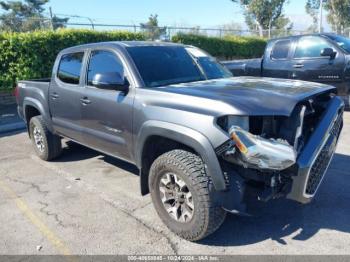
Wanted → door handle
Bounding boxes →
[51,93,59,99]
[293,63,304,68]
[80,97,91,105]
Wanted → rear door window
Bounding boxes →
[57,52,84,84]
[271,40,291,60]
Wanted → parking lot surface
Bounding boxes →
[0,113,349,255]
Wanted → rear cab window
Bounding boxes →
[57,52,84,84]
[271,40,291,60]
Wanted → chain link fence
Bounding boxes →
[2,17,350,39]
[64,22,350,39]
[63,22,312,39]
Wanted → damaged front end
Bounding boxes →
[215,92,344,214]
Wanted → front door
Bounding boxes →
[290,36,345,86]
[80,49,134,161]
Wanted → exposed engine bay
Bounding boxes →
[217,91,334,172]
[215,91,341,206]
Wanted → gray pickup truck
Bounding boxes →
[16,41,344,241]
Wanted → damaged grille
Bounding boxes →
[330,112,343,138]
[305,113,343,195]
[305,142,334,195]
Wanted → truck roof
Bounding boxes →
[268,33,342,43]
[60,41,185,54]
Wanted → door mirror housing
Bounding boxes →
[321,48,337,59]
[92,72,129,92]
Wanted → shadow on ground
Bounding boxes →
[0,129,25,138]
[54,141,139,176]
[201,153,350,246]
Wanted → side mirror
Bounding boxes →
[321,48,337,59]
[92,72,129,92]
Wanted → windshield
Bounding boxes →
[186,47,233,80]
[325,34,350,53]
[126,45,232,87]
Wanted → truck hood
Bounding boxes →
[156,77,336,116]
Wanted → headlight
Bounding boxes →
[228,126,296,171]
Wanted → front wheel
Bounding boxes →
[149,150,226,241]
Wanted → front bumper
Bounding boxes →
[217,96,344,214]
[287,96,344,204]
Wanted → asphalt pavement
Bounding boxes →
[0,113,349,255]
[0,104,25,134]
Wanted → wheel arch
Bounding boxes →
[23,98,53,135]
[135,120,227,195]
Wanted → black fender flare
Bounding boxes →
[135,120,227,194]
[23,98,54,133]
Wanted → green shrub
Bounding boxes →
[0,30,266,90]
[0,29,145,89]
[172,33,267,60]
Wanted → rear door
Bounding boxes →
[49,51,86,141]
[263,39,293,78]
[80,49,135,161]
[290,35,345,85]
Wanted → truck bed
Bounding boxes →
[222,58,262,77]
[17,79,51,123]
[19,78,51,84]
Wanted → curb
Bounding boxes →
[0,122,26,134]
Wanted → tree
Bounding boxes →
[272,15,293,36]
[0,0,68,32]
[326,0,350,34]
[231,0,289,37]
[306,0,350,34]
[305,0,319,25]
[0,0,48,31]
[140,14,167,41]
[52,15,69,30]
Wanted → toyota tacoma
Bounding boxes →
[16,41,344,241]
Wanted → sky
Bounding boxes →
[3,0,330,31]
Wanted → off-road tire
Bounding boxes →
[149,149,227,241]
[29,116,62,161]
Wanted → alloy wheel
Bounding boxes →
[159,172,194,223]
[33,126,45,153]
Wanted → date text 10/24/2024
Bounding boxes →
[127,255,220,261]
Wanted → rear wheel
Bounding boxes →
[29,116,62,161]
[149,149,226,241]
